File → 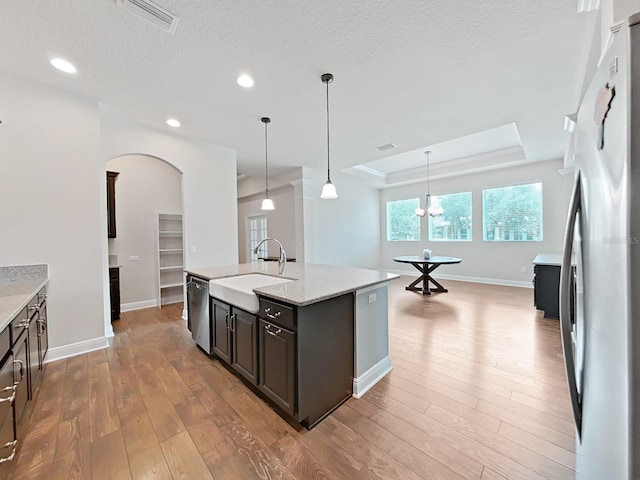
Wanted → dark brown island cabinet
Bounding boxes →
[189,276,354,429]
[0,285,48,477]
[533,254,561,320]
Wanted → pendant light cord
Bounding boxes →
[264,120,269,196]
[426,151,430,195]
[325,79,331,182]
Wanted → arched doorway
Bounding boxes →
[105,154,184,320]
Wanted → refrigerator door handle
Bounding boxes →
[560,170,583,438]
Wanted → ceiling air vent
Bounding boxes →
[376,143,397,152]
[118,0,179,35]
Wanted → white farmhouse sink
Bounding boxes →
[209,274,293,313]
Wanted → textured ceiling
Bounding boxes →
[0,1,588,177]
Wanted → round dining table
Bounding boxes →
[393,255,462,295]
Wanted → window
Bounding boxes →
[428,191,472,241]
[482,183,543,241]
[386,198,421,241]
[247,215,268,260]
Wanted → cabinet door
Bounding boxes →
[211,299,231,363]
[37,302,48,368]
[258,319,296,415]
[28,317,39,397]
[231,309,258,385]
[0,410,17,478]
[107,171,119,238]
[13,332,28,424]
[109,268,121,321]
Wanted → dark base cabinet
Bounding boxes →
[211,299,231,364]
[258,319,295,415]
[534,264,560,319]
[0,284,48,475]
[232,310,258,385]
[109,267,121,321]
[207,293,354,429]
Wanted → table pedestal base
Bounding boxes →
[405,263,448,295]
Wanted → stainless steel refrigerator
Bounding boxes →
[560,13,640,480]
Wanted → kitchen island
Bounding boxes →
[186,262,398,428]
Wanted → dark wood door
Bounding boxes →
[13,332,28,424]
[109,267,121,321]
[27,316,39,397]
[258,319,296,415]
[211,299,231,363]
[0,408,16,479]
[37,302,48,368]
[231,309,258,385]
[106,171,119,238]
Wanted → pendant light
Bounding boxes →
[260,117,275,211]
[415,150,443,218]
[320,73,338,199]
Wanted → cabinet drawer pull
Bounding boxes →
[13,359,24,383]
[0,440,18,464]
[0,384,17,404]
[224,312,230,329]
[16,320,29,329]
[28,305,39,312]
[264,324,282,336]
[229,314,237,333]
[37,319,47,336]
[264,308,281,320]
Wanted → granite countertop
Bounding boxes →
[186,262,399,307]
[0,264,49,333]
[533,253,563,266]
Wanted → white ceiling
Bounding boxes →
[0,1,588,178]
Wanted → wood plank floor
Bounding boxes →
[8,277,575,479]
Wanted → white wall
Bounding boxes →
[0,73,240,358]
[380,159,566,285]
[0,72,107,349]
[100,107,239,271]
[237,185,296,263]
[306,169,381,269]
[237,168,381,270]
[106,154,182,307]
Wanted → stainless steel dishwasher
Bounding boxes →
[187,276,211,354]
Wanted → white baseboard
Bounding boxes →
[384,268,532,289]
[45,336,112,364]
[182,309,188,321]
[352,355,392,399]
[121,299,158,312]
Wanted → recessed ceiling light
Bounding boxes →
[166,118,181,127]
[237,74,254,88]
[50,58,77,74]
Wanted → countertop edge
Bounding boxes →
[0,278,49,333]
[254,277,397,307]
[186,263,400,307]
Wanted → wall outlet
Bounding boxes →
[190,245,197,254]
[521,266,528,273]
[368,293,377,304]
[129,255,139,261]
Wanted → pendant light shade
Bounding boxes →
[320,73,338,199]
[321,180,337,199]
[416,151,443,218]
[260,117,275,211]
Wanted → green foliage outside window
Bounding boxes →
[482,183,543,241]
[386,198,421,241]
[428,191,472,241]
